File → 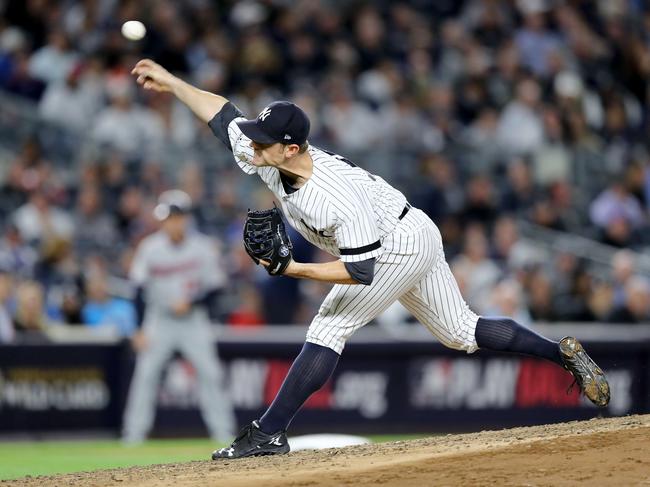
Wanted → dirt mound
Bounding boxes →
[6,415,650,487]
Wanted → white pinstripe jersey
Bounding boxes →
[227,118,408,262]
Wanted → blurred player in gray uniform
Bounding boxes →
[131,60,610,459]
[122,190,236,444]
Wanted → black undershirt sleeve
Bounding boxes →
[191,287,221,321]
[134,286,145,329]
[207,102,244,152]
[343,258,376,286]
[190,287,220,309]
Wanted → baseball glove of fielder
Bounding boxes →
[243,207,293,275]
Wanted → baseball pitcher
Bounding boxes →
[131,60,610,459]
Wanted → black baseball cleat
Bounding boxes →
[211,420,290,460]
[559,336,610,407]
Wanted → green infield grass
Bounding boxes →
[0,435,425,481]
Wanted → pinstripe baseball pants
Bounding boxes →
[306,208,479,354]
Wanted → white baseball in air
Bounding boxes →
[121,20,146,41]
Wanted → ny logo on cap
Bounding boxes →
[258,106,272,121]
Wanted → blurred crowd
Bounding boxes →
[1,0,650,343]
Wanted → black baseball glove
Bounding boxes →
[243,207,293,275]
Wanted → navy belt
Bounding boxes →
[398,203,411,220]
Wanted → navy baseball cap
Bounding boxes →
[236,101,310,145]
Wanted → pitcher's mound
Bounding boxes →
[11,415,650,486]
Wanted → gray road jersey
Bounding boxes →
[130,231,225,323]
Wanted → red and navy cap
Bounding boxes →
[236,101,310,145]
